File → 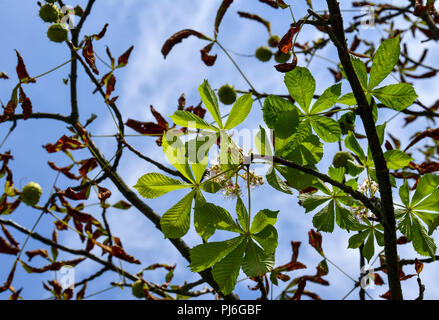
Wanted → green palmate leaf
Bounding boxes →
[399,179,410,207]
[299,193,331,213]
[236,197,250,232]
[186,132,218,183]
[252,225,278,253]
[363,231,375,261]
[351,56,368,88]
[383,150,413,170]
[212,239,247,295]
[276,165,316,191]
[262,95,299,138]
[411,174,439,206]
[338,92,357,106]
[160,190,196,238]
[255,126,273,157]
[193,190,215,240]
[310,115,341,143]
[134,173,192,199]
[262,95,296,128]
[348,231,369,249]
[163,133,195,183]
[276,119,312,155]
[345,131,366,161]
[242,239,275,277]
[312,202,335,233]
[195,202,243,234]
[283,134,323,165]
[266,167,293,195]
[224,94,253,129]
[310,83,342,114]
[170,111,219,131]
[200,181,221,194]
[414,189,439,212]
[199,80,223,128]
[398,212,412,240]
[250,209,279,234]
[372,83,418,111]
[335,202,361,231]
[284,67,316,112]
[412,216,437,257]
[328,166,345,183]
[189,236,245,272]
[368,36,401,89]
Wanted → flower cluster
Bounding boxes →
[205,162,264,199]
[352,178,378,221]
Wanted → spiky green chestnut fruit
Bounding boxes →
[132,280,147,299]
[218,84,237,105]
[332,151,355,168]
[255,46,272,62]
[275,51,292,64]
[45,0,57,3]
[47,23,68,43]
[39,4,60,23]
[21,182,42,206]
[268,35,280,48]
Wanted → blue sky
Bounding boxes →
[0,0,438,300]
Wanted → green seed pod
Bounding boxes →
[332,151,355,169]
[255,46,273,62]
[268,35,280,48]
[47,23,68,43]
[131,280,147,299]
[21,182,42,206]
[218,84,237,105]
[39,4,60,23]
[275,51,292,64]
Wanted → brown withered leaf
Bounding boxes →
[200,43,217,67]
[78,158,97,178]
[258,0,279,9]
[328,68,343,82]
[291,241,301,262]
[0,72,9,79]
[18,87,32,120]
[161,29,211,59]
[278,24,301,54]
[82,38,99,75]
[126,105,169,138]
[15,50,35,83]
[374,273,385,285]
[178,93,186,110]
[59,186,90,201]
[117,45,134,68]
[411,161,439,175]
[93,23,109,40]
[308,229,324,256]
[76,282,87,300]
[237,12,271,33]
[9,288,22,300]
[415,259,424,275]
[405,128,439,152]
[0,261,17,293]
[43,135,86,153]
[214,0,233,38]
[380,290,391,300]
[397,236,408,245]
[20,257,86,274]
[92,240,141,264]
[1,224,19,248]
[106,46,115,68]
[274,53,298,73]
[104,73,116,100]
[25,249,49,262]
[186,103,207,119]
[0,236,19,255]
[97,186,111,203]
[48,162,81,180]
